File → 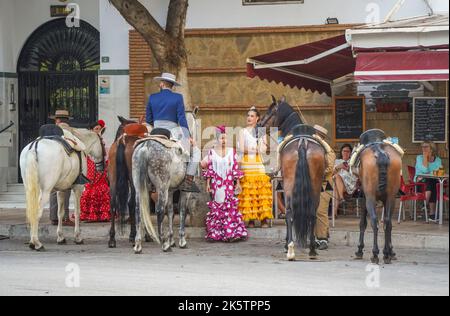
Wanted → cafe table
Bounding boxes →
[417,174,449,225]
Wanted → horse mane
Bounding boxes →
[277,102,303,137]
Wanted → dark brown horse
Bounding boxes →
[354,129,402,264]
[108,116,148,248]
[260,97,326,260]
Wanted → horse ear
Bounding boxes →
[118,116,126,125]
[271,95,277,104]
[193,106,199,117]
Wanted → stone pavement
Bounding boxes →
[0,208,448,251]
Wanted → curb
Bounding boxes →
[1,223,448,252]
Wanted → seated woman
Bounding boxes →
[415,141,442,221]
[202,126,248,242]
[333,144,359,217]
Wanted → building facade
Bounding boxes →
[0,0,448,191]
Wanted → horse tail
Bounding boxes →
[292,140,315,248]
[24,150,40,229]
[136,145,160,244]
[373,144,390,194]
[116,141,129,232]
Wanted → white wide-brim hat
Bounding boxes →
[154,72,181,87]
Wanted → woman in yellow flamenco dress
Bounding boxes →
[238,107,273,228]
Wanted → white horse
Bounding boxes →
[20,128,105,251]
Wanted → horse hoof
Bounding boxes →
[287,254,296,261]
[163,245,173,253]
[309,251,318,258]
[179,240,188,249]
[29,243,35,250]
[35,245,45,252]
[108,241,117,249]
[57,239,67,245]
[384,257,392,265]
[134,249,142,255]
[355,252,364,260]
[371,256,380,265]
[74,240,84,245]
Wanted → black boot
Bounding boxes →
[180,176,201,193]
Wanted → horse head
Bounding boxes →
[74,128,106,172]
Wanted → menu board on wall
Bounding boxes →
[413,97,448,143]
[333,96,366,142]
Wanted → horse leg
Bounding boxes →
[383,198,396,264]
[129,185,137,243]
[133,193,143,254]
[72,187,84,245]
[286,206,296,261]
[367,198,380,264]
[178,192,188,249]
[30,190,50,251]
[309,217,318,258]
[355,206,368,259]
[156,189,169,252]
[167,194,176,249]
[108,181,117,248]
[57,191,67,245]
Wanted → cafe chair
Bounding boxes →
[436,181,449,221]
[398,176,428,223]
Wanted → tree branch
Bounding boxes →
[108,0,169,65]
[166,0,189,40]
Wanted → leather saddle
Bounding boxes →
[123,123,148,138]
[37,124,74,156]
[290,124,316,138]
[360,129,386,145]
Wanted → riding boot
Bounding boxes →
[180,175,201,193]
[74,151,90,185]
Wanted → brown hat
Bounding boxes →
[49,110,72,120]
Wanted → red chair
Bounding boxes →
[398,176,429,223]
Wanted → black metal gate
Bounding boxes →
[17,18,100,181]
[18,71,98,150]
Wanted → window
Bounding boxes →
[243,0,304,5]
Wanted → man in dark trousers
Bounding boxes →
[146,73,200,192]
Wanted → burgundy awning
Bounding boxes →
[355,50,449,82]
[246,35,356,96]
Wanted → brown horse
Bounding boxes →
[108,116,148,248]
[260,97,326,260]
[354,129,402,265]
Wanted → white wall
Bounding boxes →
[9,0,100,70]
[0,0,16,72]
[136,0,433,28]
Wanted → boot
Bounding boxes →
[180,175,201,193]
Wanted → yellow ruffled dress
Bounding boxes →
[238,153,273,222]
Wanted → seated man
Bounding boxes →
[146,72,200,192]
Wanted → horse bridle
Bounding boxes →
[94,133,106,171]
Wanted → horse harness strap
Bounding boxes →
[349,140,405,170]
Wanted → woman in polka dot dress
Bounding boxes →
[202,126,248,242]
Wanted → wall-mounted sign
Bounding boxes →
[102,57,110,63]
[50,5,73,17]
[413,97,448,143]
[99,77,111,95]
[333,96,366,142]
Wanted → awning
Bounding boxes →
[355,50,449,82]
[246,35,356,96]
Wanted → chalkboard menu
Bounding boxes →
[333,97,366,142]
[413,97,448,143]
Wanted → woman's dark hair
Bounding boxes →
[89,121,101,130]
[339,144,353,159]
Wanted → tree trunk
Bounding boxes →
[109,0,192,110]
